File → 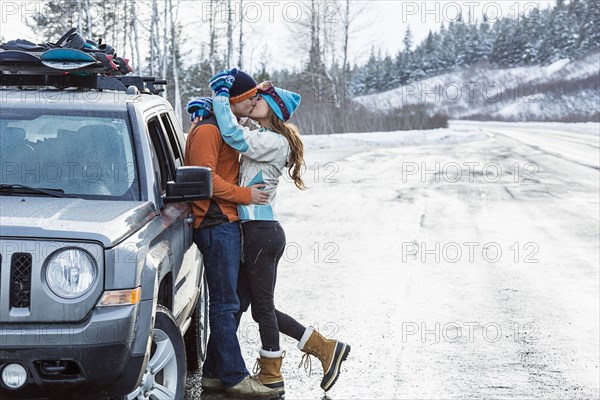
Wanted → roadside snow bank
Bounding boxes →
[298,121,599,163]
[302,126,488,151]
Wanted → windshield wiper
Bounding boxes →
[0,184,72,198]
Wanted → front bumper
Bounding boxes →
[0,301,153,399]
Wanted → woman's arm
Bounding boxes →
[213,95,289,164]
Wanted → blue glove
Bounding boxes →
[209,68,238,97]
[186,97,213,121]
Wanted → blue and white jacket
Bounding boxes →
[213,95,290,221]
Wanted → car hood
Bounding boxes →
[0,196,156,247]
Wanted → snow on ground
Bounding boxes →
[188,121,600,399]
[302,127,487,150]
[544,59,571,75]
[301,121,599,160]
[300,125,488,165]
[274,121,599,399]
[456,120,600,136]
[549,52,600,82]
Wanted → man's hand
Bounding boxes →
[249,184,269,205]
[209,68,238,97]
[186,97,213,122]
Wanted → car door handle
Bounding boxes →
[185,214,196,224]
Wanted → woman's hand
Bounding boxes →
[209,68,238,97]
[249,184,270,205]
[186,97,213,121]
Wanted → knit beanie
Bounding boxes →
[229,70,257,104]
[261,87,301,122]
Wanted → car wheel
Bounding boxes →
[184,272,209,371]
[126,305,186,400]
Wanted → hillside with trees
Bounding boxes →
[351,0,599,95]
[22,0,600,134]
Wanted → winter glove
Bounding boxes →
[209,68,238,97]
[186,97,213,121]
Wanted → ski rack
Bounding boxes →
[0,73,167,95]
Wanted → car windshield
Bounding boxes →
[0,109,139,200]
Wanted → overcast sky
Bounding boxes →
[0,1,556,73]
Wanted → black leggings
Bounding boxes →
[240,220,306,352]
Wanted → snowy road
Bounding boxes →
[186,122,600,399]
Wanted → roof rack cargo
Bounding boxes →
[0,73,167,95]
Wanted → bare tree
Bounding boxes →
[339,0,367,101]
[226,0,233,66]
[77,0,83,34]
[85,0,92,38]
[150,0,159,76]
[122,0,129,59]
[238,0,244,69]
[130,0,142,75]
[162,0,169,97]
[170,0,183,122]
[208,0,219,74]
[341,0,351,99]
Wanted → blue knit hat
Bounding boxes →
[257,81,301,122]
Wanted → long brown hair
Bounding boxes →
[264,109,306,189]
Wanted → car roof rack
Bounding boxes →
[0,73,167,95]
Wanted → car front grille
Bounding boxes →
[10,253,33,308]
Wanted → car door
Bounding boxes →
[161,111,203,282]
[146,114,191,321]
[159,112,200,311]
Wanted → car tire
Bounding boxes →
[184,272,209,371]
[125,305,186,400]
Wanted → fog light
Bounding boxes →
[2,363,27,389]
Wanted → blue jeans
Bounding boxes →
[194,222,248,388]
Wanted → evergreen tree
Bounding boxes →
[451,20,469,66]
[403,25,413,52]
[381,55,395,91]
[471,20,490,63]
[580,0,600,53]
[348,0,597,96]
[490,19,514,66]
[396,49,411,85]
[352,47,381,94]
[420,31,437,74]
[539,0,573,62]
[439,22,457,70]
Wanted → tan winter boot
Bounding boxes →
[253,349,285,395]
[298,327,350,392]
[225,374,281,398]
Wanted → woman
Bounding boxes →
[208,68,351,394]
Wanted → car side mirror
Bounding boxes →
[164,166,212,203]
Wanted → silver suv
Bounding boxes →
[0,76,210,399]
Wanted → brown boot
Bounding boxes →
[298,327,350,392]
[253,349,285,395]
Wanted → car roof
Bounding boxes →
[0,88,170,112]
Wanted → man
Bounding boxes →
[184,70,279,397]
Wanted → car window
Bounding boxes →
[160,113,183,169]
[147,116,175,194]
[0,110,138,200]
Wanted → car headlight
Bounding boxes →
[46,248,97,298]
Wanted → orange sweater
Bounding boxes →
[184,119,252,229]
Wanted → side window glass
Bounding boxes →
[160,113,183,168]
[147,117,175,193]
